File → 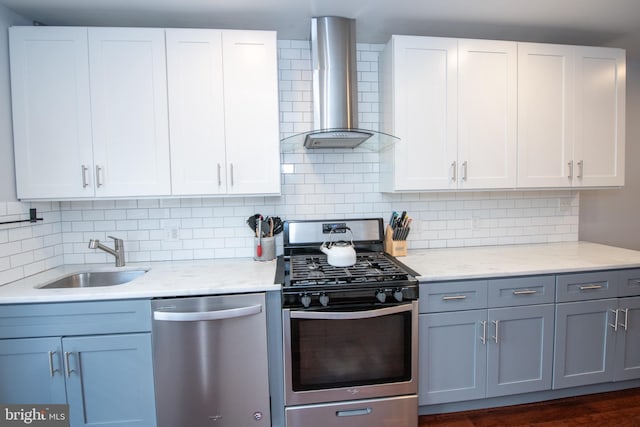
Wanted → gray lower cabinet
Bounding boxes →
[0,300,156,427]
[419,275,555,405]
[614,296,640,381]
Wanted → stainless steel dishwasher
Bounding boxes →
[152,293,271,427]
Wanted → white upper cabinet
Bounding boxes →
[222,30,281,195]
[380,36,516,191]
[88,28,171,197]
[517,43,575,188]
[457,39,517,189]
[166,29,227,195]
[10,27,94,199]
[518,43,625,188]
[166,29,280,196]
[380,36,458,191]
[574,46,625,187]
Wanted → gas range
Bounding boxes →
[279,218,418,309]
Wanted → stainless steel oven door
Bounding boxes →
[283,301,418,406]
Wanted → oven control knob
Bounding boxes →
[319,293,329,307]
[300,294,312,308]
[393,289,404,302]
[375,290,387,303]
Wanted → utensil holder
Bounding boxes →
[254,236,276,261]
[384,225,407,257]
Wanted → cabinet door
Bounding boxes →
[9,26,95,199]
[419,311,486,404]
[166,29,228,195]
[517,43,574,188]
[63,333,156,427]
[458,39,517,189]
[387,36,458,191]
[573,46,625,187]
[553,299,617,389]
[88,28,170,197]
[0,337,67,404]
[222,30,281,194]
[615,296,640,381]
[486,305,554,397]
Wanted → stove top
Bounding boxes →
[279,218,418,309]
[289,252,411,287]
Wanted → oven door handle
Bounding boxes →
[153,304,262,322]
[289,304,411,320]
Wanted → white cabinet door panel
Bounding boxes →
[10,26,94,199]
[458,40,517,189]
[517,43,574,188]
[574,47,625,187]
[166,29,227,195]
[222,31,280,194]
[88,28,170,197]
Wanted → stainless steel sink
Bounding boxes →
[38,270,148,289]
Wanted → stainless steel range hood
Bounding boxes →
[281,16,398,151]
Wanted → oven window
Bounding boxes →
[290,310,412,391]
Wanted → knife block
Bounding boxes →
[384,225,407,257]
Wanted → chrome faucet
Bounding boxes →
[89,236,125,267]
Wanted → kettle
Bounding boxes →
[320,228,356,267]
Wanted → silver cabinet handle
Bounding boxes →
[567,160,574,179]
[81,165,89,188]
[609,309,619,332]
[491,320,499,343]
[95,165,103,187]
[480,320,487,345]
[442,295,467,301]
[64,351,75,377]
[336,408,372,417]
[579,284,603,291]
[462,161,468,181]
[230,163,234,186]
[620,308,629,331]
[154,304,262,322]
[513,290,538,295]
[48,351,58,377]
[217,163,222,186]
[577,160,584,178]
[451,161,457,182]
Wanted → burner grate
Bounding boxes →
[288,253,410,286]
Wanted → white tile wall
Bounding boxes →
[0,40,579,285]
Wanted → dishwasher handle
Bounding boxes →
[154,304,262,322]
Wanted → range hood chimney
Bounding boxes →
[303,16,372,149]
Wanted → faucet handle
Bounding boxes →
[107,235,122,242]
[107,235,124,248]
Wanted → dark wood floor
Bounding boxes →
[418,387,640,426]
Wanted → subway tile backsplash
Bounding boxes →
[0,40,579,286]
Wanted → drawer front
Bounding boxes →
[556,271,618,303]
[488,275,555,308]
[619,269,640,297]
[420,280,488,313]
[0,300,151,339]
[285,395,417,427]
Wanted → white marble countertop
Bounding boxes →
[0,258,279,304]
[401,241,640,282]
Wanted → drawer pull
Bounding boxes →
[513,289,537,296]
[442,295,467,301]
[579,284,603,291]
[336,408,372,417]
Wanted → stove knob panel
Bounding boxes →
[375,290,387,303]
[319,293,329,307]
[300,294,312,308]
[393,289,404,302]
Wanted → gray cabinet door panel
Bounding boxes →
[486,304,554,397]
[419,311,486,405]
[553,299,617,389]
[615,296,640,381]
